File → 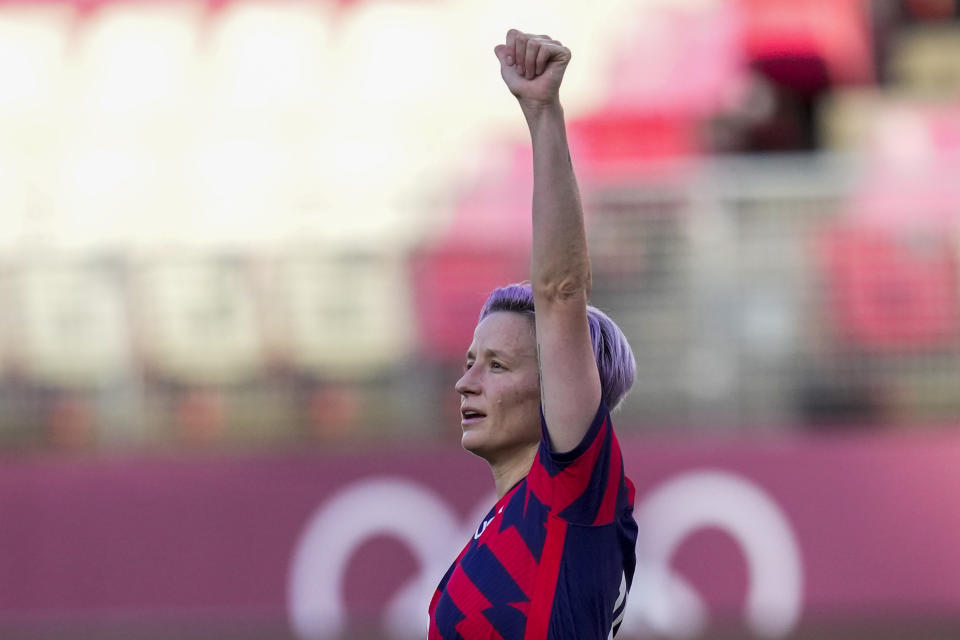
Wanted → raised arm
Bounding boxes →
[494,30,601,453]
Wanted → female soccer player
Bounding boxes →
[427,31,638,639]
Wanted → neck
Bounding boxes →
[489,443,539,499]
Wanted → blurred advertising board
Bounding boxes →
[0,429,958,639]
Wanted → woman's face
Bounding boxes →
[455,311,542,463]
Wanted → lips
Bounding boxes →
[461,407,487,423]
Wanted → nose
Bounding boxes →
[455,366,480,397]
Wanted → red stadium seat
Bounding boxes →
[821,102,960,352]
[567,110,699,179]
[561,3,742,176]
[738,0,874,88]
[820,225,958,350]
[410,248,528,362]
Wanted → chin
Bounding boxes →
[460,432,482,454]
[461,431,491,459]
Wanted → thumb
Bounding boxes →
[493,44,511,66]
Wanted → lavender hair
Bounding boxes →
[478,282,636,411]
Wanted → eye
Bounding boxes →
[490,361,505,370]
[463,361,474,372]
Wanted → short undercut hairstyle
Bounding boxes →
[478,282,636,411]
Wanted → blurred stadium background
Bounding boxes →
[1,0,959,638]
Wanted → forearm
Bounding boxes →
[523,102,591,302]
[497,30,602,449]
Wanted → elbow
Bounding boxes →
[533,268,592,303]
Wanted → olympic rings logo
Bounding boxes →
[288,470,803,639]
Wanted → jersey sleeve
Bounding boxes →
[526,400,628,526]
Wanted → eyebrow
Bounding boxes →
[465,348,510,361]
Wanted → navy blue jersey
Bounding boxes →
[429,401,637,639]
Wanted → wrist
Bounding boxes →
[519,99,564,127]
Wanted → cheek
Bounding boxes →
[499,381,541,428]
[497,377,539,407]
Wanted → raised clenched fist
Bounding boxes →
[494,30,571,108]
